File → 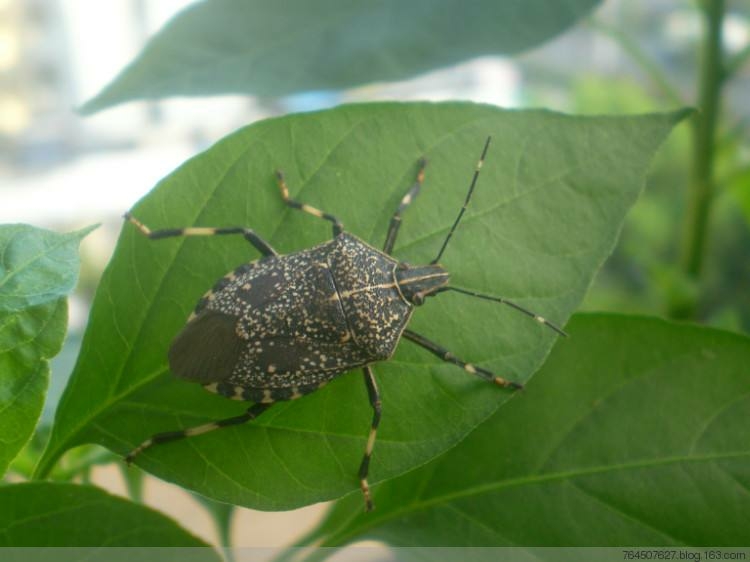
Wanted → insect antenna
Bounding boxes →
[431,136,492,265]
[436,286,568,337]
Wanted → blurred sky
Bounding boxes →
[2,0,748,232]
[0,0,526,229]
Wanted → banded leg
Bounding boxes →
[124,213,278,257]
[383,157,428,254]
[402,329,522,390]
[125,403,272,463]
[275,171,343,237]
[359,365,382,512]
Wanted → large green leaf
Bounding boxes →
[0,224,92,476]
[36,103,687,510]
[301,314,750,549]
[81,0,601,114]
[0,482,217,554]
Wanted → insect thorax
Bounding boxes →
[326,233,414,356]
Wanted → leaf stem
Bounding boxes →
[190,493,236,561]
[675,0,725,317]
[119,463,145,503]
[214,506,235,561]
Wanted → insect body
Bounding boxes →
[168,232,432,402]
[124,137,566,511]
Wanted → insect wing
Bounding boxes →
[168,309,244,383]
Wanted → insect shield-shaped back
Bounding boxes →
[326,233,415,358]
[167,233,413,402]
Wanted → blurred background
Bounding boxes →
[2,0,748,551]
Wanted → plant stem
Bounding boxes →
[119,463,145,503]
[212,504,236,562]
[675,0,725,318]
[190,493,236,562]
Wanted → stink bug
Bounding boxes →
[124,137,566,511]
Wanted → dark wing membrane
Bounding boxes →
[168,310,244,383]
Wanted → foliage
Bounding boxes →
[295,314,750,549]
[80,0,601,113]
[0,482,216,554]
[3,0,747,556]
[0,225,93,476]
[35,103,685,509]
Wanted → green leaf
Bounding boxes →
[0,300,67,476]
[0,224,93,477]
[37,103,688,510]
[303,314,750,548]
[0,482,217,553]
[0,224,96,312]
[81,0,601,114]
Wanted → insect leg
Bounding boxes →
[124,403,272,463]
[124,213,278,257]
[383,157,428,255]
[275,170,344,237]
[401,329,522,389]
[358,365,381,512]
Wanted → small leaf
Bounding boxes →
[37,103,688,510]
[0,224,96,312]
[81,0,601,114]
[0,482,218,554]
[0,300,67,476]
[303,314,750,548]
[0,224,93,477]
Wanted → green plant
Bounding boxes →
[2,0,747,558]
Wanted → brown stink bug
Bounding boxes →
[124,137,566,511]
